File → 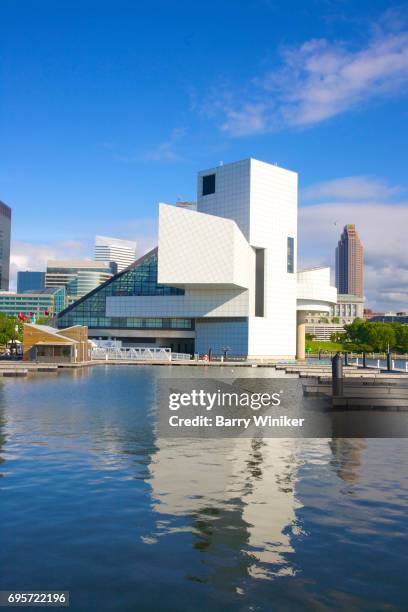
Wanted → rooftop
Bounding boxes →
[95,235,136,249]
[47,260,112,270]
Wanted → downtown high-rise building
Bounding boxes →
[0,201,11,291]
[94,236,137,273]
[45,260,112,305]
[335,224,364,298]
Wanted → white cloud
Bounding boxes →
[221,104,268,136]
[301,175,401,201]
[299,201,408,311]
[211,16,408,135]
[117,128,187,163]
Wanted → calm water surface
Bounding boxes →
[0,366,407,611]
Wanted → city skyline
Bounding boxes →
[1,1,408,310]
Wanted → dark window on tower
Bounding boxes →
[287,237,294,273]
[202,174,215,196]
[255,248,265,317]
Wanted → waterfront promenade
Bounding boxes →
[1,358,408,377]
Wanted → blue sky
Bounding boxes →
[1,0,408,308]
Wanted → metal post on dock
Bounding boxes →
[362,352,367,368]
[332,352,343,397]
[387,352,392,371]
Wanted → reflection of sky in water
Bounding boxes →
[0,366,407,611]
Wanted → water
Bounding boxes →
[308,356,408,371]
[0,366,407,611]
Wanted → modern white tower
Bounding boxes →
[157,158,298,358]
[94,236,137,273]
[195,158,298,358]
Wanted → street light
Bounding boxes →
[10,324,19,356]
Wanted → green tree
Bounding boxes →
[0,314,23,347]
[330,331,346,343]
[366,322,396,352]
[344,318,371,347]
[343,319,402,352]
[394,324,408,352]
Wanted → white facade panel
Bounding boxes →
[197,159,251,238]
[248,160,298,358]
[297,267,337,312]
[158,204,253,289]
[106,288,249,318]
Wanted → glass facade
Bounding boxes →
[46,264,112,302]
[0,286,66,317]
[287,237,294,273]
[57,249,193,331]
[17,271,45,293]
[255,248,265,317]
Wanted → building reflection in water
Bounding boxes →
[0,384,6,479]
[148,435,304,581]
[329,438,367,484]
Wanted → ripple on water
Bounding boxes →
[0,368,407,611]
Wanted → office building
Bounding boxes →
[369,313,408,324]
[0,287,66,318]
[95,236,137,273]
[305,323,347,342]
[17,271,45,293]
[46,260,112,304]
[57,159,336,358]
[330,294,364,324]
[335,224,364,298]
[0,201,11,290]
[304,293,364,326]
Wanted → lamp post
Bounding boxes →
[221,346,231,362]
[10,324,19,356]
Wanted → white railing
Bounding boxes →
[91,347,191,362]
[170,352,192,361]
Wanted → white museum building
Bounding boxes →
[57,158,336,359]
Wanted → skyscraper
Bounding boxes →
[335,224,364,298]
[0,201,11,290]
[94,236,137,273]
